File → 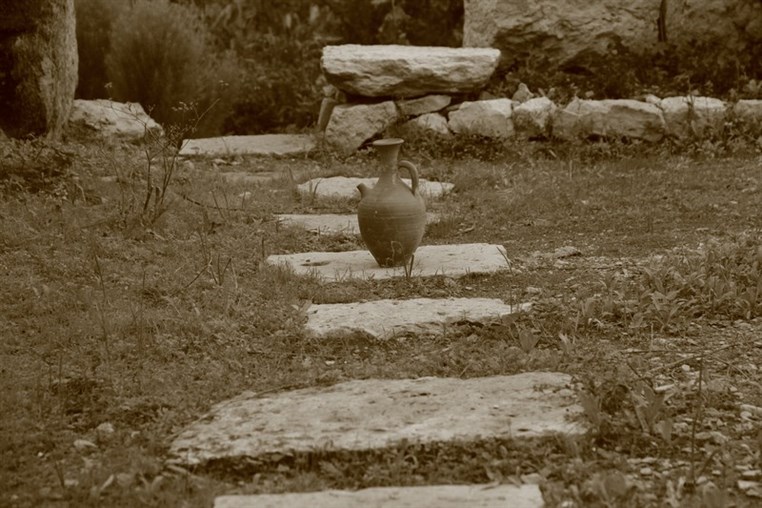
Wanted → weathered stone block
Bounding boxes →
[396,94,452,117]
[448,99,515,138]
[321,45,500,98]
[660,96,727,139]
[65,99,163,144]
[324,102,398,155]
[399,112,452,138]
[513,96,555,138]
[553,99,665,141]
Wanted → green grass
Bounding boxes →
[1,138,761,506]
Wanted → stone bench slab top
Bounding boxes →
[168,372,584,467]
[297,176,454,201]
[179,134,316,157]
[215,484,543,508]
[276,212,439,235]
[321,45,501,98]
[306,297,532,339]
[265,243,509,281]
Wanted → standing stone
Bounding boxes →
[464,0,762,69]
[552,99,665,142]
[513,97,555,138]
[448,99,515,138]
[0,0,78,139]
[660,96,727,139]
[324,101,398,155]
[321,45,501,98]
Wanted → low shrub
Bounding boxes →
[103,0,242,137]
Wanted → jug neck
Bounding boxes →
[373,138,404,172]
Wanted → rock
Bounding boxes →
[324,102,398,155]
[399,112,452,138]
[464,0,762,69]
[321,45,501,98]
[265,243,511,282]
[732,99,762,125]
[178,134,315,157]
[168,372,584,466]
[448,99,515,138]
[660,96,727,139]
[552,99,665,141]
[214,485,545,508]
[0,0,78,139]
[396,94,452,117]
[65,99,163,143]
[513,97,555,138]
[512,83,534,103]
[305,298,532,339]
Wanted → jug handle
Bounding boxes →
[398,160,419,195]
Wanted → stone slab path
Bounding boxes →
[168,372,583,467]
[297,176,454,200]
[179,134,316,157]
[276,212,439,235]
[265,243,509,281]
[214,484,543,508]
[305,298,532,339]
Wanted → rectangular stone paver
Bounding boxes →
[297,176,454,201]
[179,134,315,157]
[168,372,584,467]
[276,212,439,235]
[306,298,532,339]
[215,484,543,508]
[265,243,509,281]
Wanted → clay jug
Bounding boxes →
[357,138,426,268]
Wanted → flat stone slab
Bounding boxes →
[168,372,584,466]
[265,243,509,281]
[276,212,439,235]
[215,484,543,508]
[297,176,454,201]
[321,45,501,98]
[306,298,532,339]
[179,134,316,157]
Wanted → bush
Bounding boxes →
[104,0,241,137]
[74,0,124,99]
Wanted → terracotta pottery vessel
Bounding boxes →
[357,138,426,268]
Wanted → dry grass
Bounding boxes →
[1,138,761,506]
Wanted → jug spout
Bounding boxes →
[357,182,370,197]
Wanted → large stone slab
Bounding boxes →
[179,134,316,157]
[297,176,453,201]
[168,372,584,466]
[321,45,501,98]
[276,212,438,235]
[265,243,509,281]
[324,102,398,156]
[215,484,543,508]
[552,99,665,141]
[306,298,532,339]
